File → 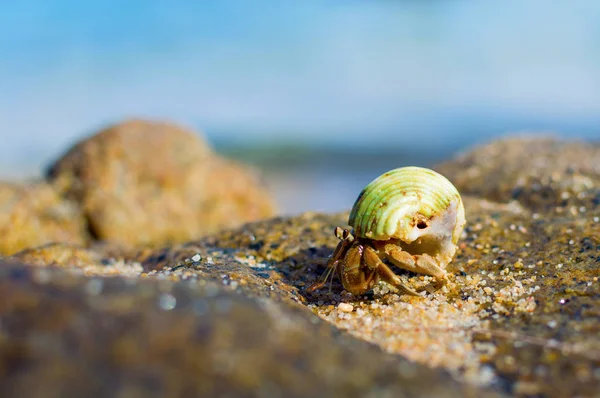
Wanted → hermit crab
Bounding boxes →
[309,166,466,296]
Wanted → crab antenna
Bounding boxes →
[308,227,353,293]
[325,260,338,292]
[306,256,340,292]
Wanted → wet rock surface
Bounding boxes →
[0,182,88,255]
[1,135,599,397]
[47,119,276,246]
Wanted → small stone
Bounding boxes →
[338,303,354,313]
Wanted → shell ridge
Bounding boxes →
[350,171,402,235]
[358,183,455,239]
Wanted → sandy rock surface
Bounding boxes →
[2,136,599,397]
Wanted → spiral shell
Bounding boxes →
[348,166,465,244]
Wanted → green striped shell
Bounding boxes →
[349,167,465,245]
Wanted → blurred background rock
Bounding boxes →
[1,1,599,214]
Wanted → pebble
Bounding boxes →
[338,303,354,313]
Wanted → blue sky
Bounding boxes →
[1,1,600,174]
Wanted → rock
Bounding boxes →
[0,182,87,255]
[0,262,497,398]
[11,243,101,268]
[46,119,276,246]
[2,135,598,397]
[150,199,597,397]
[10,243,143,278]
[133,137,600,396]
[137,212,348,304]
[435,136,600,212]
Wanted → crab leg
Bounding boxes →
[362,246,420,296]
[339,245,376,295]
[307,227,354,292]
[381,243,448,285]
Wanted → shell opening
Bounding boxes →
[400,200,460,243]
[395,199,461,267]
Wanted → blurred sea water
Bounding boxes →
[1,1,600,213]
[219,144,445,215]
